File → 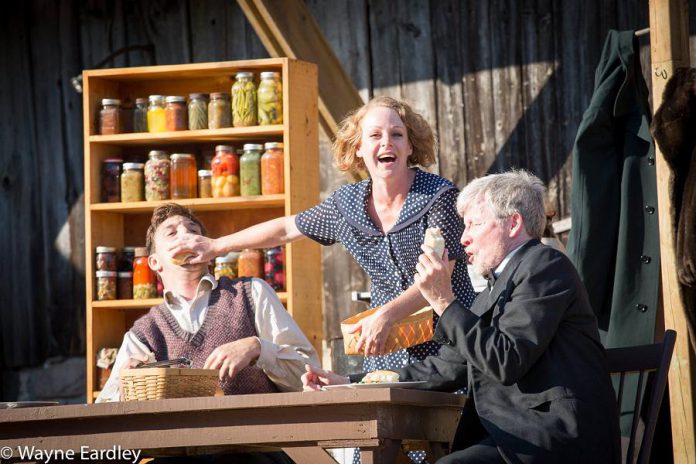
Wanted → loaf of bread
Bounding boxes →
[361,370,400,384]
[424,227,445,257]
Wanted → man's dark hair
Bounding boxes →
[146,203,206,254]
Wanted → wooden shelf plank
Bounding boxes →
[90,195,285,213]
[89,126,283,145]
[92,293,288,309]
[83,58,288,79]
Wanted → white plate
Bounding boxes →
[0,401,60,409]
[322,381,427,390]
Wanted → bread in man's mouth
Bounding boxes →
[361,370,400,384]
[171,252,194,266]
[424,227,445,257]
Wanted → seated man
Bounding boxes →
[98,203,319,403]
[304,171,621,463]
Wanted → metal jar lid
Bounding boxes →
[216,252,239,263]
[95,271,118,278]
[102,98,121,106]
[135,97,148,105]
[215,145,235,152]
[260,71,280,79]
[117,271,133,278]
[170,153,195,161]
[264,142,284,150]
[165,96,186,103]
[95,246,117,253]
[198,169,212,177]
[103,158,124,164]
[122,162,145,170]
[134,247,148,257]
[148,95,165,102]
[148,150,169,159]
[243,143,264,151]
[210,92,230,99]
[189,93,209,100]
[235,71,254,79]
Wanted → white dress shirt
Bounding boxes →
[96,275,318,402]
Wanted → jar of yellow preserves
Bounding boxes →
[147,95,167,132]
[257,72,282,125]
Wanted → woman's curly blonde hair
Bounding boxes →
[332,96,437,173]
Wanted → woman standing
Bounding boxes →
[169,96,475,371]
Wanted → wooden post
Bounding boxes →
[648,0,696,461]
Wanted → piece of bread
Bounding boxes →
[171,252,194,266]
[424,227,445,257]
[361,370,400,384]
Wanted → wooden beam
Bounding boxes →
[648,0,695,461]
[236,0,364,140]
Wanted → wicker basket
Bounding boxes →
[120,368,219,401]
[341,306,434,355]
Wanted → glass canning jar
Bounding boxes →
[95,246,117,272]
[240,143,262,196]
[101,158,123,202]
[144,150,170,201]
[96,271,117,301]
[99,98,121,135]
[147,95,167,132]
[261,142,284,194]
[133,97,148,132]
[257,71,283,125]
[238,249,263,278]
[214,253,239,280]
[198,169,212,198]
[165,96,187,131]
[208,92,231,129]
[120,162,145,202]
[133,247,156,299]
[231,72,257,127]
[188,93,209,130]
[211,145,240,197]
[170,153,197,199]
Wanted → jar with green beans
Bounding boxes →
[231,72,257,127]
[188,93,209,130]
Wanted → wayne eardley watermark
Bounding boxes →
[0,445,142,463]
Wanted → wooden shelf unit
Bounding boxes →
[83,58,322,403]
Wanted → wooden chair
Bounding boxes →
[605,329,676,464]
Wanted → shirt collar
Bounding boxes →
[163,273,217,310]
[493,243,526,278]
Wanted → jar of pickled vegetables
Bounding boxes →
[165,96,187,131]
[231,72,257,127]
[101,158,123,202]
[95,246,117,271]
[96,271,117,301]
[188,93,209,130]
[214,253,239,280]
[198,170,212,198]
[133,247,156,299]
[238,249,263,278]
[99,98,121,135]
[144,150,170,201]
[240,144,262,196]
[119,246,136,272]
[211,145,240,197]
[261,142,284,194]
[257,72,283,125]
[208,92,231,129]
[264,247,285,291]
[147,95,167,132]
[117,271,133,299]
[133,98,148,132]
[121,163,144,202]
[170,154,197,199]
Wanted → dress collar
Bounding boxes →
[163,273,217,310]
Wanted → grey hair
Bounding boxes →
[456,170,547,239]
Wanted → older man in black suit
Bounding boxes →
[304,170,621,463]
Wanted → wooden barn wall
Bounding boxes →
[1,0,694,371]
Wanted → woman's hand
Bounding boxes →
[167,232,220,264]
[348,309,395,356]
[302,364,349,391]
[414,246,456,315]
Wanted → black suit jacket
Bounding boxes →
[397,240,621,463]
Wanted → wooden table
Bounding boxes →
[0,388,466,463]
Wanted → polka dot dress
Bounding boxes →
[296,168,476,463]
